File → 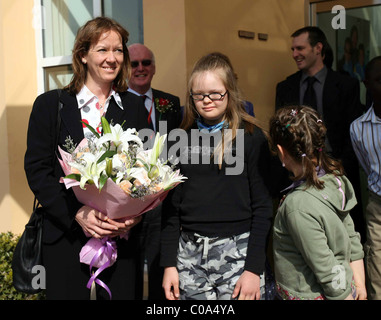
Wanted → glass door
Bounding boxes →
[311,0,381,105]
[311,0,381,209]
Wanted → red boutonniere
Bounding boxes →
[155,98,175,120]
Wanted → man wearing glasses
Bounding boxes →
[127,43,181,132]
[127,43,182,300]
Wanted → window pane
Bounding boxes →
[103,0,143,45]
[42,0,93,58]
[317,4,381,105]
[44,65,73,90]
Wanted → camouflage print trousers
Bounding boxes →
[177,231,265,300]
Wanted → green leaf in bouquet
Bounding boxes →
[164,185,176,191]
[64,173,81,181]
[81,120,100,138]
[97,150,117,164]
[99,173,108,191]
[105,158,113,177]
[148,165,159,180]
[136,157,150,171]
[149,133,167,165]
[101,116,112,134]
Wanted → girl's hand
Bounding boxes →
[232,270,261,300]
[355,286,367,300]
[162,267,180,300]
[350,259,367,300]
[345,293,354,300]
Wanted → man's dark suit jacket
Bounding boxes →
[24,89,158,243]
[275,68,366,238]
[129,87,182,300]
[151,88,182,132]
[275,68,363,172]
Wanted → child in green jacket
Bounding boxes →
[269,105,366,300]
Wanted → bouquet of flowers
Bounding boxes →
[58,117,186,298]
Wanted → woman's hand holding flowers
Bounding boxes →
[123,215,142,230]
[75,205,140,239]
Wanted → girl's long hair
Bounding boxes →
[269,105,344,189]
[65,17,130,94]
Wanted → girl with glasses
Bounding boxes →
[160,52,273,300]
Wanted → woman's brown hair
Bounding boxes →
[65,17,130,94]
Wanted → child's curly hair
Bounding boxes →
[269,105,344,189]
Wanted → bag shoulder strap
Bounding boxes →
[56,88,63,149]
[34,89,63,210]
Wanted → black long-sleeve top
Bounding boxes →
[160,125,273,275]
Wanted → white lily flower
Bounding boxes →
[134,133,166,174]
[149,133,167,165]
[69,152,106,189]
[156,160,187,190]
[121,128,144,149]
[135,149,150,167]
[97,124,143,151]
[115,170,127,184]
[129,167,151,186]
[112,153,128,171]
[62,117,186,197]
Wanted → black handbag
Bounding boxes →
[12,89,63,293]
[12,199,44,293]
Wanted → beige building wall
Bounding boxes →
[1,0,306,235]
[144,0,305,123]
[182,0,306,124]
[143,0,188,106]
[0,0,37,234]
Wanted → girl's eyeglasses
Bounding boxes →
[190,91,228,101]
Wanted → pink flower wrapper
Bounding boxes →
[57,144,176,287]
[58,145,172,220]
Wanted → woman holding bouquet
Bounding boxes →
[161,52,273,300]
[24,17,143,299]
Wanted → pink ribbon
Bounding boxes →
[86,237,116,300]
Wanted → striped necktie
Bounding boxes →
[141,95,154,129]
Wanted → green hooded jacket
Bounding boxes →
[273,174,364,300]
